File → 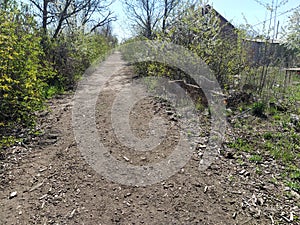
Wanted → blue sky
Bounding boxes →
[111,0,300,41]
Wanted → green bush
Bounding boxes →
[45,32,112,90]
[252,101,266,117]
[0,8,52,131]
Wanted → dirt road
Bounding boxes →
[0,52,297,225]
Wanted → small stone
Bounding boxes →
[257,197,264,206]
[232,212,237,219]
[170,115,178,121]
[123,156,129,162]
[9,191,17,199]
[204,186,208,193]
[284,187,291,191]
[166,110,174,115]
[239,169,246,175]
[69,209,76,218]
[198,144,207,149]
[290,212,294,222]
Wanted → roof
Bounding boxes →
[204,4,236,30]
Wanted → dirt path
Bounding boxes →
[0,52,298,225]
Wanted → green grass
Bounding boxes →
[286,181,300,192]
[227,74,300,193]
[227,138,252,152]
[249,154,263,163]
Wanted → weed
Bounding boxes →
[228,175,234,182]
[252,101,266,117]
[195,102,205,111]
[255,166,262,174]
[249,154,263,163]
[286,181,300,192]
[272,114,281,120]
[263,132,273,140]
[227,138,251,152]
[236,157,245,166]
[270,177,278,185]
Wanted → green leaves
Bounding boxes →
[284,10,300,64]
[0,7,49,130]
[0,1,115,143]
[162,4,247,89]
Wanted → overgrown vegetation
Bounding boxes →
[0,5,50,131]
[124,0,300,194]
[0,1,117,149]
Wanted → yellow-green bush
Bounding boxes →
[0,8,52,130]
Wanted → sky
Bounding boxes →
[110,0,300,41]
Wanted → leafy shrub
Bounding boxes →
[45,32,112,90]
[0,8,52,131]
[252,101,266,117]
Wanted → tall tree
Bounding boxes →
[27,0,116,39]
[124,0,180,38]
[162,0,178,33]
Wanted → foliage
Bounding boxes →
[166,4,247,88]
[0,2,116,148]
[251,101,266,117]
[284,10,300,66]
[128,3,248,90]
[45,30,115,90]
[0,7,52,131]
[249,154,263,163]
[27,0,116,40]
[124,0,180,38]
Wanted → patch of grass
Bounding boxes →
[286,181,300,192]
[249,154,263,163]
[290,170,300,180]
[268,106,278,115]
[228,70,300,196]
[270,146,295,163]
[263,132,273,140]
[282,167,300,193]
[262,132,299,164]
[227,138,252,152]
[272,114,281,120]
[236,157,245,165]
[263,131,284,141]
[264,140,274,151]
